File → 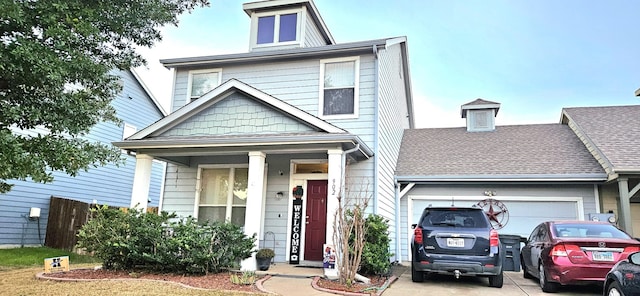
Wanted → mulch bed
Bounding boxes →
[43,268,263,293]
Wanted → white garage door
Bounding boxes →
[409,197,582,238]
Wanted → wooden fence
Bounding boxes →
[44,196,159,251]
[44,196,91,251]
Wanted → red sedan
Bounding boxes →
[520,221,640,293]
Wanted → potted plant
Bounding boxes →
[255,248,275,271]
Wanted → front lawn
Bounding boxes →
[0,247,101,269]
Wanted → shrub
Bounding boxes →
[256,248,275,258]
[358,214,393,276]
[76,205,255,274]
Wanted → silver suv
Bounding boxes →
[410,206,504,288]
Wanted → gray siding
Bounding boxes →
[0,70,165,247]
[375,43,410,256]
[399,184,598,261]
[304,15,325,47]
[171,56,377,148]
[161,93,316,137]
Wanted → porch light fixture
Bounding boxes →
[275,191,284,200]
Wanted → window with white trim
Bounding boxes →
[251,8,302,48]
[319,57,359,118]
[197,167,248,227]
[187,69,222,101]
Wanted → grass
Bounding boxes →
[0,246,102,269]
[0,247,260,295]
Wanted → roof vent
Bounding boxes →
[461,99,500,132]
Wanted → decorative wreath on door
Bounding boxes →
[292,186,303,199]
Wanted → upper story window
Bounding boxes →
[251,8,302,48]
[187,69,222,101]
[319,57,360,119]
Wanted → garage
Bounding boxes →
[407,196,584,238]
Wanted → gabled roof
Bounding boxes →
[561,105,640,175]
[461,98,500,118]
[127,78,345,140]
[242,0,334,45]
[395,124,606,182]
[129,68,167,116]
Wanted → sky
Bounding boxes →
[135,0,640,128]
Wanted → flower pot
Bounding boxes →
[256,257,272,271]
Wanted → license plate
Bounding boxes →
[592,251,614,262]
[446,238,464,248]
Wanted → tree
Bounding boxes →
[0,0,209,193]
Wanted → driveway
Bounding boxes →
[385,271,601,296]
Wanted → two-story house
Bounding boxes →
[0,69,167,248]
[115,0,413,271]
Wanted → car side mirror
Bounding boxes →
[411,223,417,229]
[629,252,640,265]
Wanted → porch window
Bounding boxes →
[187,69,222,101]
[319,57,359,118]
[198,167,248,226]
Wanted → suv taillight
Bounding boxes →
[414,227,423,244]
[489,230,499,255]
[490,230,499,247]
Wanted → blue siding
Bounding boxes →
[0,70,166,247]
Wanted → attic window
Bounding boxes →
[187,69,222,101]
[251,9,301,48]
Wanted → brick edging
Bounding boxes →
[255,274,278,294]
[311,275,398,296]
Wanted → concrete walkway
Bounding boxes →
[258,263,602,296]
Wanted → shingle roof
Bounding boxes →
[562,105,640,172]
[396,124,605,180]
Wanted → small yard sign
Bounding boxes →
[44,256,69,273]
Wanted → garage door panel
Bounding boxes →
[411,199,579,238]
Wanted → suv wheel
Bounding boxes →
[538,263,559,293]
[488,270,503,288]
[411,261,424,282]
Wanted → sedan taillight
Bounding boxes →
[624,246,640,254]
[551,244,568,257]
[414,227,423,244]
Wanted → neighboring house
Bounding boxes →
[115,0,413,271]
[0,69,167,248]
[561,105,640,236]
[395,99,608,262]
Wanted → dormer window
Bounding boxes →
[461,98,500,132]
[251,8,302,48]
[187,69,222,101]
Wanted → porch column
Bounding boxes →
[241,151,266,271]
[618,178,633,234]
[130,154,153,210]
[326,149,344,246]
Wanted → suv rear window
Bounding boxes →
[420,208,489,228]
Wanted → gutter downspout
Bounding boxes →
[372,44,380,215]
[341,144,361,198]
[394,181,401,263]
